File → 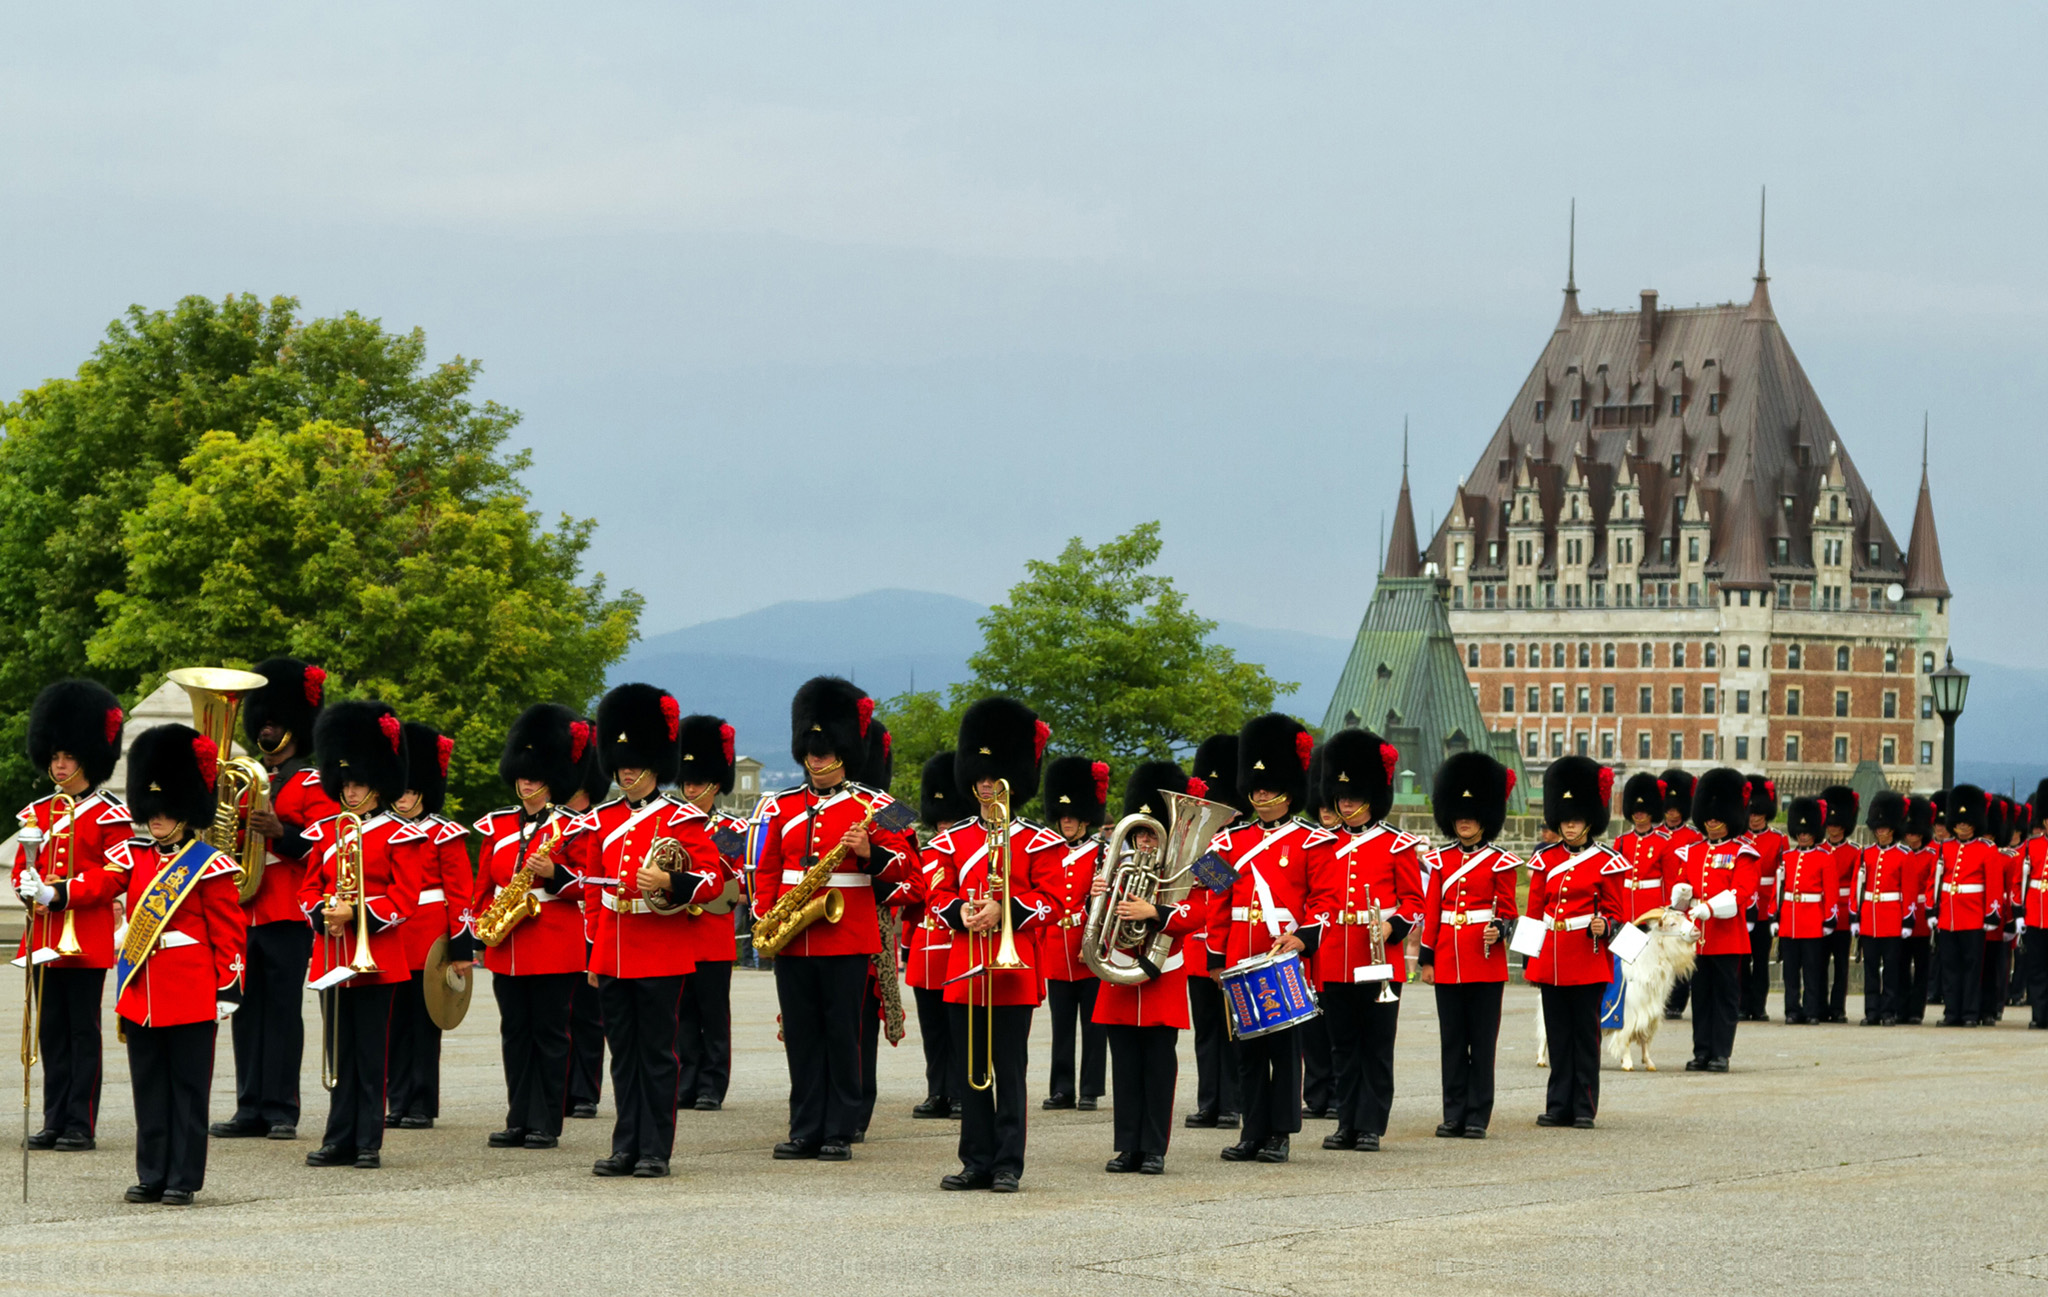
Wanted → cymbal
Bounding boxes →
[422,934,473,1031]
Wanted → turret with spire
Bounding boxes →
[1905,415,1950,598]
[1744,186,1776,324]
[1556,199,1581,333]
[1383,423,1422,578]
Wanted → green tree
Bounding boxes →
[875,689,967,807]
[0,294,636,815]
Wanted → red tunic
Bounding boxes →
[1678,836,1761,956]
[1521,841,1625,986]
[903,852,954,991]
[1036,837,1102,983]
[1853,843,1916,939]
[1304,823,1425,987]
[298,813,420,988]
[2023,837,2048,928]
[1203,818,1327,971]
[586,795,723,980]
[924,818,1060,1007]
[247,767,341,927]
[12,790,132,970]
[1611,827,1673,923]
[1776,846,1839,940]
[1828,839,1859,927]
[467,807,591,977]
[751,782,915,959]
[1904,846,1936,938]
[1419,843,1521,984]
[1933,838,1997,932]
[107,837,248,1028]
[1747,829,1787,917]
[676,809,746,965]
[1091,891,1203,1029]
[1662,824,1704,857]
[1991,848,2021,935]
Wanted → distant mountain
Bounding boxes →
[1953,657,2048,791]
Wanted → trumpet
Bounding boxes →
[1083,790,1238,986]
[966,779,1028,1094]
[320,810,375,1091]
[1365,887,1397,1004]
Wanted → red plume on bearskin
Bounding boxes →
[856,696,875,738]
[105,707,124,745]
[1765,779,1776,799]
[1504,769,1517,797]
[378,713,401,752]
[1379,742,1398,784]
[1816,798,1828,823]
[1597,766,1615,805]
[191,735,219,788]
[436,734,454,778]
[1091,761,1111,805]
[1188,775,1209,799]
[569,721,590,763]
[303,665,326,706]
[720,723,736,767]
[1295,730,1314,771]
[1034,720,1051,760]
[660,694,681,741]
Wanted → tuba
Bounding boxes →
[166,668,272,901]
[1083,790,1239,986]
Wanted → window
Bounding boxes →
[1638,731,1652,759]
[1488,540,1500,565]
[1672,643,1687,668]
[1687,582,1701,607]
[1670,394,1682,416]
[1704,643,1718,668]
[1734,736,1750,761]
[1527,686,1540,713]
[1707,392,1720,415]
[1551,732,1565,757]
[1882,737,1897,765]
[1594,583,1606,608]
[1501,687,1515,712]
[1553,643,1566,669]
[1787,688,1802,716]
[1468,643,1480,668]
[1452,586,1464,608]
[1602,685,1615,714]
[1737,645,1751,668]
[1834,736,1849,764]
[1884,646,1898,672]
[1920,695,1933,720]
[1453,542,1467,570]
[1687,537,1700,563]
[1669,454,1683,477]
[1661,537,1675,562]
[1703,686,1718,713]
[1869,542,1882,565]
[1551,686,1565,713]
[1571,399,1583,420]
[1788,645,1802,670]
[1504,644,1517,668]
[1836,646,1851,672]
[1577,643,1590,669]
[1602,732,1616,758]
[1544,583,1557,608]
[1834,690,1850,718]
[1529,643,1541,666]
[1736,690,1751,714]
[1671,686,1686,715]
[1701,733,1716,760]
[1603,643,1616,668]
[1535,400,1548,420]
[1669,732,1684,761]
[1577,687,1590,714]
[1527,731,1540,758]
[1882,691,1897,719]
[1639,686,1653,713]
[1774,538,1790,563]
[1920,741,1934,766]
[1785,734,1801,763]
[1830,497,1840,522]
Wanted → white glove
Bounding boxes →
[1670,883,1694,911]
[1707,890,1738,921]
[15,866,49,906]
[1769,921,1779,938]
[1687,901,1710,924]
[215,1001,238,1022]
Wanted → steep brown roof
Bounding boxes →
[1904,429,1950,598]
[1717,462,1772,590]
[1384,443,1422,578]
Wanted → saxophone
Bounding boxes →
[476,812,566,947]
[750,795,881,957]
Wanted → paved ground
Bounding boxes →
[1,968,2044,1296]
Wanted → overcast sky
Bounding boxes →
[3,3,2042,664]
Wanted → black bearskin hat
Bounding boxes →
[1747,773,1778,822]
[126,723,219,828]
[677,714,737,795]
[1866,789,1908,837]
[1191,734,1247,815]
[1543,756,1613,837]
[1320,727,1398,826]
[1949,784,1988,834]
[1621,772,1666,822]
[500,704,586,801]
[1659,769,1696,819]
[1787,796,1826,840]
[2034,779,2048,821]
[1691,767,1749,833]
[790,676,871,768]
[1433,751,1513,844]
[1903,795,1935,842]
[597,683,682,785]
[955,697,1047,809]
[859,722,894,790]
[1122,760,1191,823]
[27,679,124,787]
[1043,755,1110,828]
[243,657,326,754]
[315,699,408,807]
[401,721,453,815]
[1302,745,1328,820]
[1989,795,2012,845]
[1239,713,1314,808]
[919,751,959,828]
[1819,785,1859,832]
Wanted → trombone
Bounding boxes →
[17,795,76,1203]
[320,810,377,1091]
[966,779,1028,1094]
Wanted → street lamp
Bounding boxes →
[1928,649,1970,797]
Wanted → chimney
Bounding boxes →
[1638,289,1658,348]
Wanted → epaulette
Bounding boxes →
[1023,823,1064,853]
[198,847,240,880]
[1301,825,1338,848]
[664,800,709,825]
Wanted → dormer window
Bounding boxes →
[1488,540,1500,564]
[1535,400,1548,420]
[1867,541,1880,565]
[1669,454,1683,477]
[1781,495,1795,514]
[1829,497,1839,521]
[1660,537,1675,562]
[1774,538,1790,563]
[1571,399,1584,419]
[1520,497,1531,522]
[1670,395,1683,416]
[1571,497,1581,521]
[1707,393,1721,415]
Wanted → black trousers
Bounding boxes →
[1434,981,1502,1131]
[773,953,867,1145]
[2022,930,2048,1028]
[1186,975,1241,1117]
[124,1018,214,1193]
[1739,920,1774,1017]
[1980,937,2011,1021]
[1937,931,1985,1023]
[1235,1023,1302,1144]
[947,1002,1032,1177]
[34,966,103,1136]
[600,974,685,1162]
[1665,972,1690,1016]
[1322,982,1400,1137]
[1106,1024,1177,1157]
[858,977,882,1133]
[1860,935,1904,1021]
[1900,935,1933,1022]
[319,981,394,1154]
[1045,978,1106,1100]
[492,971,578,1136]
[386,969,442,1121]
[568,960,605,1109]
[1300,1012,1334,1113]
[1690,953,1740,1061]
[912,987,953,1103]
[677,960,733,1106]
[1823,928,1852,1018]
[230,920,313,1128]
[1539,983,1602,1121]
[1782,937,1826,1020]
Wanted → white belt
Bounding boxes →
[158,931,198,950]
[780,870,869,888]
[1790,893,1824,903]
[1943,884,1985,894]
[600,892,665,915]
[1625,879,1662,890]
[2033,880,2048,891]
[1440,908,1495,925]
[1230,906,1294,924]
[1865,891,1901,903]
[417,888,445,904]
[1549,915,1593,932]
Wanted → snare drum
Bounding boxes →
[1218,950,1321,1041]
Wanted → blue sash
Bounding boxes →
[1598,953,1626,1029]
[115,839,217,999]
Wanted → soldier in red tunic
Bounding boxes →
[852,719,905,1141]
[1183,733,1245,1132]
[563,717,610,1120]
[215,657,336,1142]
[1671,769,1760,1071]
[1935,785,1997,1026]
[1417,751,1518,1139]
[674,713,742,1113]
[2022,783,2048,1029]
[1524,756,1624,1128]
[1854,791,1915,1026]
[907,751,962,1119]
[1983,797,2022,1023]
[1899,795,1937,1024]
[1740,775,1785,1021]
[1614,774,1673,926]
[113,725,248,1205]
[1038,754,1109,1112]
[384,722,467,1129]
[1658,769,1700,1019]
[1297,745,1337,1122]
[300,700,418,1169]
[1818,785,1860,1022]
[924,698,1057,1192]
[755,677,916,1164]
[13,679,127,1153]
[1775,797,1834,1024]
[1092,761,1205,1175]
